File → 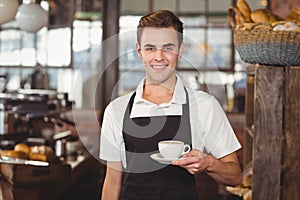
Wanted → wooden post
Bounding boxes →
[252,65,284,200]
[282,66,300,200]
[96,0,120,112]
[244,65,255,166]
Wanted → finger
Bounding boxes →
[186,166,205,174]
[183,149,207,159]
[199,152,207,159]
[178,162,206,175]
[172,156,200,166]
[182,160,207,172]
[172,157,191,165]
[183,149,200,157]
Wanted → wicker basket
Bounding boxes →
[228,7,300,66]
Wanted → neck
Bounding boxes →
[143,76,177,104]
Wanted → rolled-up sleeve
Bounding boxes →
[99,103,122,162]
[203,97,241,159]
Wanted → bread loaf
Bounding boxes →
[30,145,55,162]
[251,9,283,23]
[237,0,252,22]
[0,150,21,159]
[243,190,252,200]
[14,143,30,159]
[226,185,250,197]
[228,6,248,26]
[14,143,30,154]
[286,8,300,21]
[29,153,48,162]
[2,144,56,162]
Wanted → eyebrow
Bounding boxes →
[143,43,176,48]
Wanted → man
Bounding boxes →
[100,10,242,200]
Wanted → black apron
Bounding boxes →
[121,89,199,200]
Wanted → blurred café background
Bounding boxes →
[0,0,297,199]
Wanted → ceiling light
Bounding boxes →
[0,0,19,24]
[16,1,48,32]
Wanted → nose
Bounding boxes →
[154,49,164,62]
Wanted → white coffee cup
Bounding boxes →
[158,140,191,159]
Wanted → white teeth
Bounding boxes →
[152,65,166,69]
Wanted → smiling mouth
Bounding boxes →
[151,65,168,70]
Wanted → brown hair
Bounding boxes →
[137,10,184,46]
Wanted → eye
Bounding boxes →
[164,46,174,52]
[144,47,155,51]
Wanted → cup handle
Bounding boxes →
[182,144,191,154]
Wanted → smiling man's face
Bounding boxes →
[136,27,184,85]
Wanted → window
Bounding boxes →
[0,0,102,108]
[118,0,247,113]
[0,0,256,112]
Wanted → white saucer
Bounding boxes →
[150,153,184,165]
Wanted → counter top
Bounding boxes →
[0,151,99,200]
[0,108,103,200]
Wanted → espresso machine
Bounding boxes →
[0,89,73,150]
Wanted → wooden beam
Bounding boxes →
[282,66,300,200]
[252,65,284,200]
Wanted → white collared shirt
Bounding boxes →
[100,74,241,168]
[130,76,186,118]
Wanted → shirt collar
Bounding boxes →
[134,74,187,105]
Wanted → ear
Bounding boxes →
[136,42,142,58]
[178,42,184,59]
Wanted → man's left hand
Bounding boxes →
[172,149,208,174]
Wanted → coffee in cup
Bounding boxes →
[158,140,191,159]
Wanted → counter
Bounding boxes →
[0,151,103,200]
[0,109,104,200]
